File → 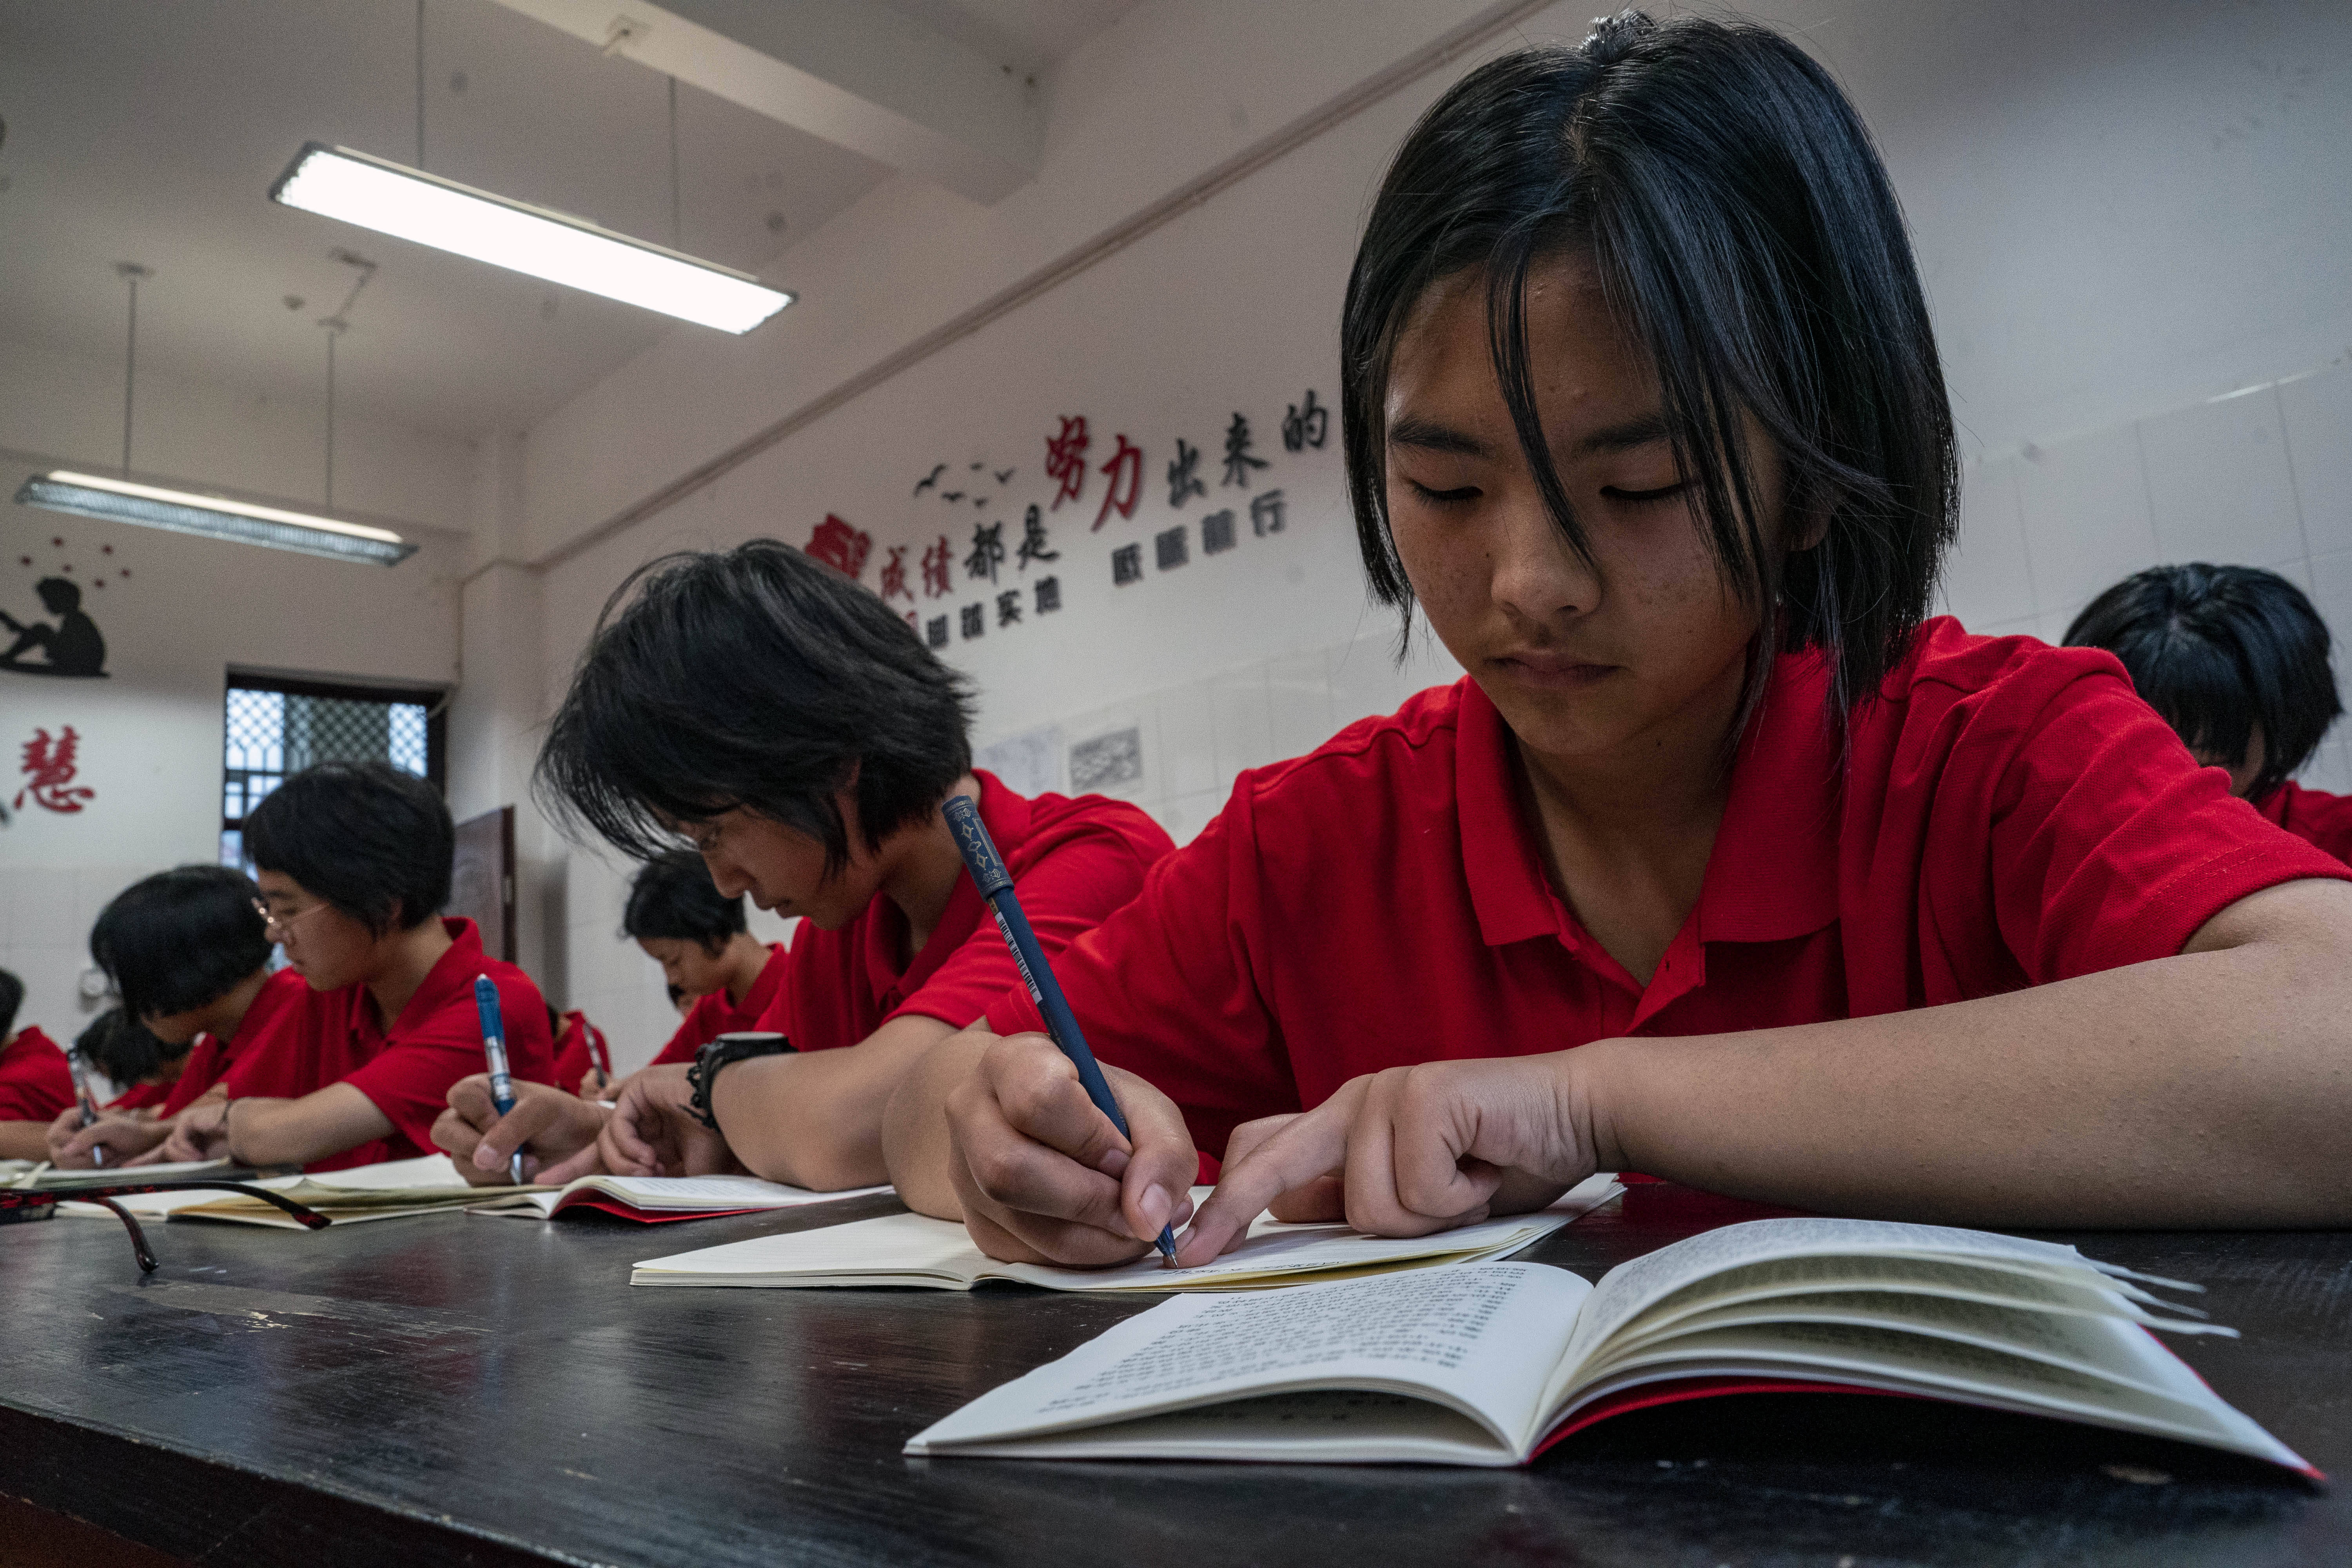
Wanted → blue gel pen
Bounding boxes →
[474,975,524,1185]
[943,793,1177,1261]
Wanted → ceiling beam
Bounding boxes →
[486,0,1042,204]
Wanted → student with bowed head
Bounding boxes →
[884,12,2352,1267]
[2066,563,2352,860]
[626,848,789,1075]
[0,967,73,1161]
[432,540,1172,1189]
[44,865,303,1166]
[156,761,554,1172]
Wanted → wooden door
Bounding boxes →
[446,806,516,961]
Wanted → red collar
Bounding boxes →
[1455,659,1842,955]
[345,917,486,1044]
[860,772,1029,997]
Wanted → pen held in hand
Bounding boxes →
[942,793,1177,1261]
[474,974,525,1185]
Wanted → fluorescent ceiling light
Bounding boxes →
[14,472,418,566]
[270,143,793,334]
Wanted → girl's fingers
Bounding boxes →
[1178,1082,1363,1265]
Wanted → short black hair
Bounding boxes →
[622,849,748,954]
[536,539,975,876]
[74,1007,186,1087]
[0,967,22,1041]
[1342,11,1955,729]
[2065,563,2341,799]
[91,865,275,1022]
[245,760,453,933]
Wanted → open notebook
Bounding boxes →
[155,1154,527,1226]
[905,1216,2313,1475]
[633,1175,1623,1292]
[470,1174,889,1223]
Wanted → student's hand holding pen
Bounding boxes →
[596,1064,741,1179]
[1178,1054,1594,1269]
[434,1077,608,1187]
[43,1104,171,1168]
[933,1029,1198,1267]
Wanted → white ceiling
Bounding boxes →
[0,0,1136,442]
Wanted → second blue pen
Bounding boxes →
[942,793,1178,1261]
[474,974,525,1185]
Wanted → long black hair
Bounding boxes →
[1342,11,1956,728]
[91,865,274,1021]
[536,539,975,875]
[2065,563,2341,800]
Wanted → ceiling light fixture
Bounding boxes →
[269,142,791,334]
[13,261,419,566]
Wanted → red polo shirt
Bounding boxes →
[986,620,2352,1158]
[2256,781,2352,864]
[221,918,554,1171]
[106,1081,171,1114]
[158,968,311,1118]
[0,1026,73,1122]
[551,1010,612,1093]
[751,771,1173,1053]
[649,944,789,1067]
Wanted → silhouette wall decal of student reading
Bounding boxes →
[1,578,108,677]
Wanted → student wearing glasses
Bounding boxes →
[155,761,555,1172]
[44,865,304,1167]
[432,541,1171,1191]
[886,13,2352,1267]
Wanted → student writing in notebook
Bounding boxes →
[624,848,789,1087]
[887,13,2352,1266]
[2067,564,2352,861]
[44,865,300,1166]
[0,968,73,1161]
[432,542,1172,1191]
[152,762,555,1173]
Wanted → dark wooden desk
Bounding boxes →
[2,1185,2345,1567]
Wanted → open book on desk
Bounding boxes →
[634,1175,1622,1292]
[470,1173,889,1223]
[906,1216,2314,1475]
[162,1154,528,1226]
[12,1158,241,1191]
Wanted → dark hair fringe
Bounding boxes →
[0,967,22,1042]
[622,848,750,952]
[1341,11,1956,743]
[535,539,975,877]
[244,760,454,934]
[2065,563,2342,799]
[74,1006,187,1088]
[91,865,274,1022]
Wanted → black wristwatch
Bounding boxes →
[685,1032,797,1130]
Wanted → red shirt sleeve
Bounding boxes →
[342,967,555,1155]
[1975,664,2351,982]
[0,1029,75,1122]
[895,809,1169,1031]
[983,787,1299,1159]
[652,992,735,1067]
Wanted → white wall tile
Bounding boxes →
[1327,633,1407,729]
[2281,367,2352,559]
[1939,457,2036,629]
[1209,666,1274,791]
[1154,680,1218,799]
[2303,551,2352,661]
[1266,646,1337,760]
[2140,391,2303,568]
[2015,425,2163,613]
[2033,603,2084,647]
[1159,789,1229,848]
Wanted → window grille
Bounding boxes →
[220,673,446,869]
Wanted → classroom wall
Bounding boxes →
[0,338,473,1045]
[517,0,2352,1068]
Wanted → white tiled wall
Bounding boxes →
[1940,358,2352,795]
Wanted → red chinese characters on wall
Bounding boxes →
[805,514,873,580]
[1094,435,1143,531]
[1044,416,1091,511]
[16,726,94,813]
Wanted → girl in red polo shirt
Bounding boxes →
[0,968,73,1160]
[432,541,1171,1191]
[157,762,554,1172]
[44,865,296,1167]
[625,848,789,1081]
[891,12,2352,1266]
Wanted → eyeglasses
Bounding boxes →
[0,1181,328,1273]
[251,897,327,937]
